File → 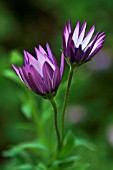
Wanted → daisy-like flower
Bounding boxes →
[63,20,105,66]
[12,43,64,99]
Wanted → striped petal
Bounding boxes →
[26,51,43,77]
[82,25,95,49]
[29,65,47,94]
[72,21,80,46]
[43,62,53,92]
[76,21,87,47]
[46,43,57,66]
[39,45,47,55]
[12,64,24,82]
[52,67,60,91]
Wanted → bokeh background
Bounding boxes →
[0,0,113,169]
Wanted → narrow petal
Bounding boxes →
[67,39,75,63]
[75,45,83,62]
[12,64,23,81]
[72,21,80,46]
[52,67,60,91]
[86,44,103,61]
[39,45,47,55]
[67,19,71,33]
[81,47,91,61]
[18,66,31,89]
[24,50,29,65]
[43,62,53,92]
[35,47,46,64]
[46,43,57,66]
[60,53,65,80]
[28,72,43,95]
[20,66,35,91]
[84,32,100,51]
[67,33,73,57]
[76,21,87,47]
[64,24,70,46]
[82,33,100,61]
[82,25,95,49]
[26,51,43,76]
[35,47,55,73]
[29,65,47,93]
[90,34,105,55]
[42,61,53,79]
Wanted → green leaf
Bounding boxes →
[3,141,48,157]
[2,69,23,85]
[14,164,33,170]
[59,130,76,157]
[75,163,90,170]
[36,163,48,170]
[75,138,95,151]
[9,50,23,65]
[21,101,32,119]
[41,99,52,123]
[53,155,80,166]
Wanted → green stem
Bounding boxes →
[49,98,61,149]
[61,66,75,141]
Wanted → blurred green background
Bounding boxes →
[0,0,113,169]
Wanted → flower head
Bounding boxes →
[63,20,105,66]
[12,43,64,99]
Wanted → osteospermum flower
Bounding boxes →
[63,20,105,66]
[12,43,64,99]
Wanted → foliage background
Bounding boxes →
[0,0,113,169]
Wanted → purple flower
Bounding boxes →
[12,43,64,99]
[63,20,105,66]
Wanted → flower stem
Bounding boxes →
[50,98,61,149]
[61,66,75,141]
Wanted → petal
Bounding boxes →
[75,45,83,62]
[81,47,91,61]
[90,33,105,55]
[84,32,100,51]
[72,21,80,46]
[67,39,75,63]
[24,50,29,65]
[35,47,46,64]
[18,66,31,89]
[26,51,43,76]
[52,66,60,91]
[82,25,95,49]
[28,72,43,95]
[63,24,70,46]
[82,33,100,61]
[46,43,57,66]
[29,65,47,93]
[42,61,53,79]
[67,33,73,56]
[20,66,36,91]
[35,46,55,73]
[76,21,87,47]
[60,53,65,80]
[39,45,47,55]
[86,44,103,61]
[43,62,53,92]
[12,64,23,81]
[67,19,71,33]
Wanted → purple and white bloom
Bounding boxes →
[63,20,105,66]
[12,43,64,99]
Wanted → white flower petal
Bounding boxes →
[76,21,87,48]
[82,25,95,49]
[72,21,80,46]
